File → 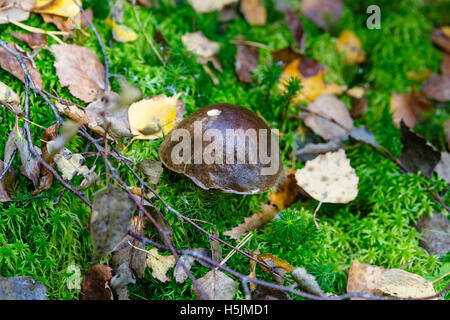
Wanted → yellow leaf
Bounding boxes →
[146,248,176,282]
[105,18,138,43]
[128,94,181,140]
[33,0,81,18]
[278,58,344,102]
[335,30,365,65]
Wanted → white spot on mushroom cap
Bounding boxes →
[207,109,221,116]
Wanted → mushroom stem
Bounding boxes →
[313,200,323,229]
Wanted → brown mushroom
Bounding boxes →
[159,103,282,194]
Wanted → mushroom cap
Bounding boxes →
[159,103,282,194]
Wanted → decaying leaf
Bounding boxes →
[257,253,294,285]
[40,8,93,38]
[33,124,58,195]
[284,9,305,50]
[416,213,450,258]
[223,204,277,240]
[252,286,290,300]
[348,126,380,148]
[435,152,449,183]
[390,91,432,128]
[442,52,450,76]
[400,122,441,178]
[235,44,259,83]
[270,168,301,210]
[0,0,30,24]
[300,0,343,31]
[240,0,266,26]
[49,44,108,103]
[128,94,182,140]
[0,80,21,114]
[188,0,238,13]
[279,58,344,102]
[0,160,12,202]
[89,187,136,261]
[335,30,366,65]
[12,33,47,49]
[431,26,450,53]
[82,263,113,300]
[191,270,237,300]
[294,139,343,162]
[0,276,47,300]
[272,46,304,67]
[248,247,260,292]
[351,94,368,119]
[32,0,81,18]
[346,259,385,299]
[304,94,354,140]
[0,42,43,90]
[421,73,450,102]
[290,267,325,297]
[295,149,359,203]
[182,31,222,72]
[137,159,163,185]
[377,269,436,299]
[174,248,210,283]
[146,248,176,282]
[110,263,135,300]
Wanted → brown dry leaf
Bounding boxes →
[304,94,354,140]
[11,33,47,49]
[442,52,450,76]
[41,8,92,38]
[421,73,450,102]
[146,248,176,282]
[390,90,432,128]
[32,0,81,18]
[0,160,12,202]
[173,248,210,283]
[0,0,30,24]
[82,263,113,300]
[136,159,163,185]
[335,30,365,65]
[285,9,306,50]
[301,0,343,31]
[416,213,450,258]
[128,94,183,140]
[192,270,237,300]
[351,95,368,119]
[257,253,294,285]
[33,124,58,195]
[0,43,42,90]
[252,286,290,300]
[270,168,301,210]
[279,58,345,102]
[272,46,305,67]
[235,44,259,83]
[295,149,358,203]
[49,44,108,103]
[241,0,266,26]
[188,0,238,13]
[248,247,260,292]
[223,204,277,240]
[182,31,222,72]
[431,26,450,53]
[0,80,21,113]
[347,259,385,299]
[377,269,436,299]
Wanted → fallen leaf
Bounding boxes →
[0,160,12,202]
[235,44,259,83]
[137,159,163,185]
[335,30,366,65]
[290,267,325,297]
[66,263,81,290]
[300,0,343,31]
[444,120,450,149]
[442,52,450,76]
[0,0,30,24]
[89,187,136,261]
[33,123,58,195]
[431,26,450,53]
[400,122,441,178]
[285,9,306,50]
[279,59,344,102]
[223,204,277,240]
[272,46,304,67]
[82,263,113,300]
[304,94,354,140]
[146,248,176,282]
[0,42,43,90]
[351,95,368,119]
[416,213,450,258]
[182,31,222,72]
[0,80,21,113]
[49,44,108,103]
[188,0,238,13]
[241,0,266,26]
[346,87,365,99]
[248,247,260,291]
[421,73,450,102]
[348,126,380,148]
[191,270,237,300]
[346,259,385,299]
[174,248,210,283]
[295,149,359,203]
[32,0,81,18]
[270,168,301,210]
[377,269,436,299]
[435,152,450,183]
[390,91,432,128]
[406,69,432,82]
[128,94,182,140]
[0,276,47,300]
[110,263,135,300]
[257,253,294,285]
[252,286,290,300]
[105,18,138,43]
[294,139,343,162]
[12,33,47,49]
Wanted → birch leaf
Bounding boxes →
[32,0,81,18]
[146,248,176,282]
[191,270,237,300]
